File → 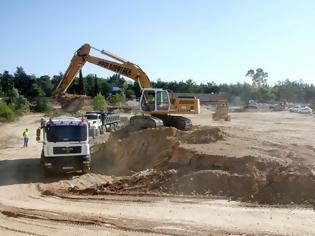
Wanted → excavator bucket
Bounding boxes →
[58,94,86,113]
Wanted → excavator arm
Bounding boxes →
[53,44,151,96]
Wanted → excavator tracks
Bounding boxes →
[129,115,192,131]
[153,115,192,131]
[129,115,164,130]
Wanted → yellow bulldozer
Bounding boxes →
[212,100,231,121]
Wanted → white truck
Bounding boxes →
[85,111,120,135]
[85,112,104,136]
[36,117,91,174]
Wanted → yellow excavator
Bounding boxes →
[53,43,200,130]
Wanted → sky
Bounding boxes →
[0,0,314,85]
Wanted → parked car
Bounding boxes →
[289,105,312,113]
[298,106,313,113]
[289,105,301,113]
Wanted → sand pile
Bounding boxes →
[83,126,315,204]
[91,127,224,175]
[67,169,178,196]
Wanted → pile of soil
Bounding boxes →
[91,127,224,175]
[67,169,178,196]
[56,125,315,205]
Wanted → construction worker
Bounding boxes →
[23,128,29,147]
[144,92,155,111]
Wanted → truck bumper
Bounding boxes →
[41,155,91,173]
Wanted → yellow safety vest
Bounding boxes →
[23,131,29,138]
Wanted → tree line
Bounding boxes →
[0,67,314,120]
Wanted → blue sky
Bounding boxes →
[0,0,314,85]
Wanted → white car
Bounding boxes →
[289,105,301,113]
[298,106,313,113]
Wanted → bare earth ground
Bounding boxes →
[0,111,314,235]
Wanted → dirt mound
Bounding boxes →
[92,127,224,175]
[176,127,224,144]
[66,169,177,195]
[87,125,315,205]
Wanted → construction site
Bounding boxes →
[0,108,314,235]
[1,1,315,235]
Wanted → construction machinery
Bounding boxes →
[270,100,288,111]
[212,100,231,121]
[53,44,200,130]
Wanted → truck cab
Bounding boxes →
[85,113,102,128]
[84,112,104,136]
[36,117,91,174]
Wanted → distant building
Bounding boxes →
[170,92,229,105]
[111,87,124,96]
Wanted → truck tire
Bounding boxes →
[82,165,90,174]
[106,124,113,132]
[42,167,52,177]
[100,126,104,134]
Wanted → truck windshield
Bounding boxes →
[85,115,98,120]
[46,125,87,142]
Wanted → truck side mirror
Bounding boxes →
[36,128,41,141]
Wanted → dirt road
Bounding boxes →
[0,112,314,235]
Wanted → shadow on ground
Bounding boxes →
[0,158,80,186]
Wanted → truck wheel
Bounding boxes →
[100,127,104,134]
[107,125,113,132]
[42,168,52,177]
[95,128,100,136]
[82,165,90,174]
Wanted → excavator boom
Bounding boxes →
[54,44,151,97]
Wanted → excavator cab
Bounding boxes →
[140,88,170,112]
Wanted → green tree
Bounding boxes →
[93,93,106,110]
[94,75,99,95]
[0,101,15,121]
[84,74,95,96]
[126,89,135,99]
[108,74,125,87]
[29,83,45,97]
[78,70,85,94]
[122,81,128,91]
[14,67,33,97]
[34,97,51,112]
[108,94,124,106]
[99,79,112,97]
[246,68,268,86]
[38,75,54,96]
[1,71,14,93]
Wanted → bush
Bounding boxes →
[4,88,30,115]
[93,93,106,110]
[45,108,65,117]
[0,101,15,121]
[108,93,125,106]
[34,97,52,112]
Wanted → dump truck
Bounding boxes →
[36,117,91,174]
[85,111,120,135]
